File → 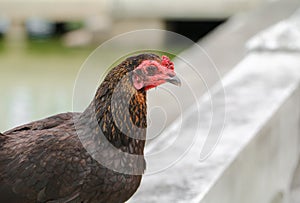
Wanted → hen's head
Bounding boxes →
[126,53,181,90]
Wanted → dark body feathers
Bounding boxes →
[0,54,160,203]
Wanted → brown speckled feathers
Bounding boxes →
[0,53,162,203]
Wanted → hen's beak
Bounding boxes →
[166,75,181,86]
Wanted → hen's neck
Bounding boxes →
[78,72,147,156]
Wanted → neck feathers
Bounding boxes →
[79,67,147,155]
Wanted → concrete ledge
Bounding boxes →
[128,51,300,202]
[128,7,300,203]
[200,64,300,203]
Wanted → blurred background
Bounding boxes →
[1,0,300,202]
[0,0,270,132]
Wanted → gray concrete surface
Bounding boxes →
[129,52,300,203]
[246,9,300,202]
[290,162,300,203]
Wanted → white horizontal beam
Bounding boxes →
[0,0,267,21]
[109,0,267,19]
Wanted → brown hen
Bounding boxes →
[0,53,180,203]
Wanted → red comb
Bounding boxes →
[161,55,174,70]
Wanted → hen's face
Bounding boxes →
[132,55,181,90]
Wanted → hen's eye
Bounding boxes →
[146,66,158,75]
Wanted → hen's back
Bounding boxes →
[0,112,86,203]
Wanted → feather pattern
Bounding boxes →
[0,53,163,203]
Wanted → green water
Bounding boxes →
[0,38,95,132]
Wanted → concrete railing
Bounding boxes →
[109,0,267,19]
[128,7,300,203]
